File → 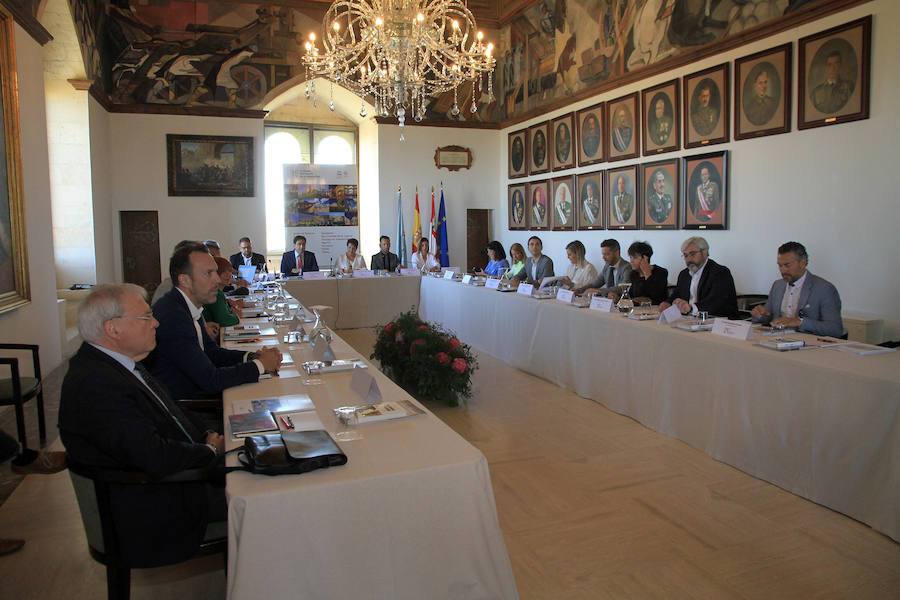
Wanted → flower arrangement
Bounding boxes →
[371,311,478,406]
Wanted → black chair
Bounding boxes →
[67,459,227,600]
[736,294,768,320]
[0,343,46,447]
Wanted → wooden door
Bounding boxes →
[466,209,490,272]
[120,211,161,297]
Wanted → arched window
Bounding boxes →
[314,133,354,165]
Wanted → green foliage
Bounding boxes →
[371,311,478,406]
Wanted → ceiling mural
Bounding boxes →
[66,0,830,120]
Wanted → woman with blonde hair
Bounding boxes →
[559,240,598,289]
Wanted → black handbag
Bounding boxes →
[236,430,347,476]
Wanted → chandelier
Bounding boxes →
[302,0,496,127]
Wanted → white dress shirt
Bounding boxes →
[335,253,367,271]
[780,272,807,318]
[689,260,708,315]
[411,252,439,271]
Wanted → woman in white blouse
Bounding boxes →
[335,238,367,273]
[561,240,598,289]
[410,237,440,272]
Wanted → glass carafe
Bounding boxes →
[616,282,633,312]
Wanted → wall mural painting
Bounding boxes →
[70,0,830,117]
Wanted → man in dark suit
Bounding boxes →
[150,242,281,401]
[59,283,224,567]
[751,242,843,337]
[229,237,267,272]
[279,234,319,276]
[576,238,632,296]
[371,235,401,272]
[661,236,738,318]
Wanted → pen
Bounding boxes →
[286,415,294,428]
[280,416,292,429]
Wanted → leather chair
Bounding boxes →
[0,343,46,447]
[67,459,227,600]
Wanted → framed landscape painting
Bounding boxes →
[167,134,254,196]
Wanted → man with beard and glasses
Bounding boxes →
[660,236,737,318]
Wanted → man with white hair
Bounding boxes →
[58,283,226,567]
[660,236,738,318]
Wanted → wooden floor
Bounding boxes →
[0,328,896,598]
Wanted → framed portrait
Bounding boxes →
[576,103,604,167]
[527,121,550,175]
[683,151,728,230]
[640,159,679,230]
[606,165,639,230]
[606,93,639,162]
[508,129,528,178]
[526,180,550,231]
[550,175,576,231]
[508,184,527,230]
[683,63,730,149]
[735,43,792,140]
[798,15,871,130]
[166,134,254,196]
[551,112,575,171]
[576,171,604,230]
[0,9,29,313]
[642,79,680,156]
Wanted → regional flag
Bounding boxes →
[438,189,449,267]
[412,188,421,254]
[430,186,438,253]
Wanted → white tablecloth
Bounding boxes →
[419,277,900,542]
[282,275,421,329]
[222,306,517,599]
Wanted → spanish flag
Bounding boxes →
[412,188,421,254]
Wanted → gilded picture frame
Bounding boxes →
[166,134,255,196]
[798,15,871,130]
[0,7,30,313]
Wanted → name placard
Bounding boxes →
[461,274,473,285]
[589,296,615,312]
[658,305,683,324]
[350,368,382,404]
[517,283,534,296]
[711,318,755,341]
[443,267,460,273]
[303,271,325,280]
[399,268,420,276]
[443,270,456,280]
[354,269,375,278]
[556,288,574,303]
[485,278,501,289]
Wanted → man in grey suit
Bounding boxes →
[576,239,632,297]
[518,236,554,285]
[751,242,843,337]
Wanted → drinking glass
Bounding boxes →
[333,406,362,441]
[641,301,652,316]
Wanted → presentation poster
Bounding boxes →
[283,164,359,267]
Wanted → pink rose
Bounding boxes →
[394,331,404,343]
[447,338,461,351]
[383,322,396,335]
[451,357,468,374]
[410,339,426,354]
[435,352,450,365]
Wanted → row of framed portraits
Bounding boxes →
[508,151,728,232]
[508,15,871,178]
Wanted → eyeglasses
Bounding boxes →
[682,250,704,259]
[112,313,154,322]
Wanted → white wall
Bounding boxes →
[88,96,114,284]
[497,0,900,336]
[377,125,501,270]
[0,25,63,370]
[105,114,266,279]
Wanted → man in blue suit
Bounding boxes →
[150,242,281,400]
[280,235,319,276]
[751,241,843,337]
